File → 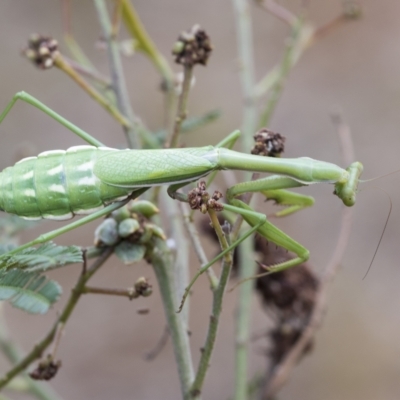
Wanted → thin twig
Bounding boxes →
[54,54,131,128]
[259,18,312,127]
[263,115,355,398]
[82,285,138,299]
[120,0,176,135]
[179,202,218,288]
[167,65,194,148]
[94,0,155,149]
[256,0,297,26]
[64,57,112,88]
[190,219,233,399]
[0,248,113,390]
[0,307,63,400]
[120,0,174,85]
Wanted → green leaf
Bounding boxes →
[0,242,83,273]
[0,269,62,314]
[115,241,146,264]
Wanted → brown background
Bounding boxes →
[1,1,400,399]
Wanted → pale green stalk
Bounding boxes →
[168,65,194,148]
[259,18,312,127]
[120,0,176,135]
[94,0,155,149]
[232,0,258,398]
[179,202,218,288]
[164,192,191,330]
[150,238,195,400]
[190,216,233,399]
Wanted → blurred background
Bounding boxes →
[1,0,400,399]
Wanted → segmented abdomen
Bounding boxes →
[0,146,131,220]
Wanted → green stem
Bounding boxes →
[190,215,233,398]
[179,203,218,289]
[54,55,130,128]
[234,238,254,400]
[168,65,194,148]
[259,18,307,127]
[0,248,113,390]
[0,310,62,400]
[232,0,258,398]
[120,0,176,139]
[163,192,190,327]
[120,0,174,85]
[94,0,155,149]
[150,238,194,399]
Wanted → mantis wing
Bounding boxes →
[93,147,216,187]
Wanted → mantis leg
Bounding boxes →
[0,91,105,147]
[227,175,314,217]
[3,188,149,258]
[225,175,311,273]
[261,189,314,217]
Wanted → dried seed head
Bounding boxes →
[29,355,61,381]
[24,34,60,70]
[187,181,224,213]
[134,277,153,297]
[172,25,213,67]
[251,128,286,157]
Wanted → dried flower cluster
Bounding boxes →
[251,128,286,157]
[172,25,213,67]
[30,355,61,381]
[188,181,223,213]
[24,34,60,69]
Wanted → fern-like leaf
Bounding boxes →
[0,269,61,314]
[0,242,83,273]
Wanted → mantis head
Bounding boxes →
[334,162,363,207]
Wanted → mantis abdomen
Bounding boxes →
[0,146,131,220]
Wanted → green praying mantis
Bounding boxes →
[0,91,363,286]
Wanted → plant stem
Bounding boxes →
[0,248,113,390]
[149,238,195,399]
[257,0,297,25]
[259,18,310,128]
[82,286,138,299]
[164,193,191,328]
[179,202,218,289]
[232,0,258,398]
[94,0,154,149]
[190,216,233,398]
[0,309,62,400]
[168,65,194,148]
[120,0,176,137]
[54,54,131,128]
[120,0,174,86]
